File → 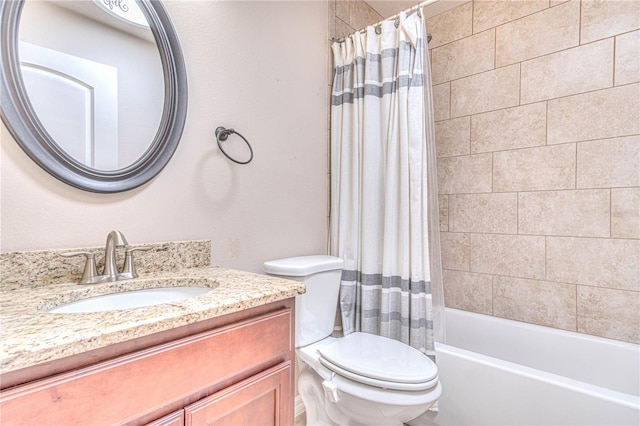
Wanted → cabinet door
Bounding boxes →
[185,362,292,426]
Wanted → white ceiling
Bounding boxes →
[366,0,468,20]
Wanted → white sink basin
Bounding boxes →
[48,286,213,313]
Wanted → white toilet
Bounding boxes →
[264,255,441,426]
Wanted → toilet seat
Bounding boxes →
[317,363,442,406]
[318,357,439,391]
[316,332,438,392]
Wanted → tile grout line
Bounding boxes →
[578,0,582,46]
[493,26,497,71]
[441,187,632,196]
[448,81,452,120]
[446,195,450,232]
[471,0,474,36]
[612,34,617,87]
[468,111,472,155]
[518,61,522,107]
[544,235,548,283]
[609,188,612,239]
[516,191,520,235]
[574,141,578,190]
[545,100,549,146]
[490,274,494,316]
[574,284,578,332]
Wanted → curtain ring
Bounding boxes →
[215,126,254,165]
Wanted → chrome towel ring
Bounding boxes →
[215,126,254,164]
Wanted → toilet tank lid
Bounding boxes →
[263,255,344,276]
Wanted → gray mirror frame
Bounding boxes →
[0,0,187,193]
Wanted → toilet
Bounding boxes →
[264,255,441,426]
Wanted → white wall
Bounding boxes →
[0,0,330,273]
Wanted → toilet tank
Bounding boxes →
[263,255,344,347]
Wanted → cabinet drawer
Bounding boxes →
[185,362,292,426]
[145,410,184,426]
[0,308,292,425]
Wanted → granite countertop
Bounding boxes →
[0,267,305,375]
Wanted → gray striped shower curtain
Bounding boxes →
[329,10,444,357]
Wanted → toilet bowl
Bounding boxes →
[264,255,441,426]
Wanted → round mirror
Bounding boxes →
[0,0,187,193]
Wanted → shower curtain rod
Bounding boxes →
[331,0,438,43]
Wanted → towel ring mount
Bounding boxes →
[215,126,254,165]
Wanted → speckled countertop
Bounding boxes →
[0,267,304,374]
[1,248,304,375]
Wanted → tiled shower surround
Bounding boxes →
[329,0,639,344]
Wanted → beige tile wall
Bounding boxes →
[329,1,640,344]
[431,0,640,344]
[329,0,384,39]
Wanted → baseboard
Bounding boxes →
[295,395,306,418]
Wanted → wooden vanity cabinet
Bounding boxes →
[0,299,295,426]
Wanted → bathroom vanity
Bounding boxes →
[0,241,304,425]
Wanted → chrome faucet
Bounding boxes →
[103,230,128,282]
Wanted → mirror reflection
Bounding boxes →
[18,0,165,170]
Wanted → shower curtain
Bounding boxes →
[329,10,444,357]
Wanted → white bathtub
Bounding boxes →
[429,308,640,425]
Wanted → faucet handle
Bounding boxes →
[120,246,153,280]
[60,251,103,284]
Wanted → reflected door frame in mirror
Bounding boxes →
[0,0,187,193]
